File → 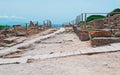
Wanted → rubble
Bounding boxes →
[3,37,19,44]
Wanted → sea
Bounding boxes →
[7,24,63,28]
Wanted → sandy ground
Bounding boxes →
[0,52,120,75]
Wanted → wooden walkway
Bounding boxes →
[0,42,120,65]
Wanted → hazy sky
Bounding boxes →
[0,0,120,24]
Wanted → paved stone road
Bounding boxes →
[0,42,120,65]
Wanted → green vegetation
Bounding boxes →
[107,8,120,16]
[86,8,120,22]
[86,15,106,22]
[0,25,10,30]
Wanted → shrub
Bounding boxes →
[86,15,106,22]
[0,25,10,30]
[107,8,120,16]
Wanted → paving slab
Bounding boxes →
[110,43,120,50]
[74,50,81,55]
[59,52,67,57]
[80,50,91,54]
[52,52,61,58]
[0,42,120,65]
[66,51,74,56]
[39,54,50,59]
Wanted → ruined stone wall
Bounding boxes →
[87,14,120,29]
[85,14,120,46]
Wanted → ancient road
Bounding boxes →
[0,28,65,57]
[0,42,120,65]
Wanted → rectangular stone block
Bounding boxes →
[91,37,120,47]
[90,30,111,38]
[79,33,90,41]
[94,19,104,29]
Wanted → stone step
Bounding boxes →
[91,37,120,46]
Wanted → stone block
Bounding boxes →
[94,19,104,29]
[115,31,120,37]
[16,31,26,36]
[91,37,120,46]
[3,37,19,44]
[79,33,90,41]
[90,30,111,38]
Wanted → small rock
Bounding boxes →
[17,45,30,49]
[35,40,41,43]
[115,31,120,37]
[49,52,54,54]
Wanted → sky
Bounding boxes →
[0,0,120,25]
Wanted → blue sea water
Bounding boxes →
[8,24,63,28]
[51,24,63,28]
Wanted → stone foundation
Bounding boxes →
[91,37,120,46]
[90,30,112,38]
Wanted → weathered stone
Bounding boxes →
[91,37,120,46]
[14,37,27,44]
[0,47,4,50]
[90,30,111,38]
[94,19,104,29]
[73,25,90,41]
[73,25,81,34]
[0,35,5,39]
[115,31,120,37]
[16,31,26,36]
[0,43,6,47]
[79,33,90,41]
[17,45,30,49]
[4,43,17,47]
[87,14,120,30]
[13,25,23,30]
[13,25,27,36]
[3,37,19,44]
